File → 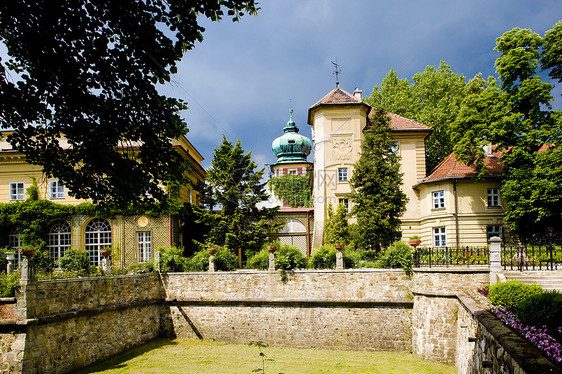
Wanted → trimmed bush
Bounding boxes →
[309,245,337,269]
[32,249,55,273]
[274,244,307,270]
[158,246,188,272]
[377,242,414,273]
[58,248,90,274]
[185,247,238,272]
[515,291,562,335]
[246,249,269,270]
[489,280,543,309]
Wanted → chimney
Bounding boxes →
[353,88,362,100]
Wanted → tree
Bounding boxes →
[0,1,258,206]
[198,137,279,259]
[366,62,467,173]
[451,24,562,242]
[350,107,408,250]
[323,203,350,245]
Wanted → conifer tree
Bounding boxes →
[197,137,279,259]
[323,203,350,245]
[350,108,408,250]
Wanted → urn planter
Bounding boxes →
[207,248,218,255]
[334,243,345,250]
[100,250,112,258]
[21,248,36,258]
[267,245,278,253]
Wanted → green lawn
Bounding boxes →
[74,338,455,374]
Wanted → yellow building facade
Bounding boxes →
[308,87,505,248]
[0,133,205,268]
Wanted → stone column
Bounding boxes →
[208,256,215,272]
[268,253,276,272]
[16,257,37,320]
[489,236,503,285]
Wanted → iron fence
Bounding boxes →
[501,244,561,271]
[413,246,489,267]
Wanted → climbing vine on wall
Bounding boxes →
[268,174,312,208]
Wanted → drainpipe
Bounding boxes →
[306,209,311,257]
[453,179,459,248]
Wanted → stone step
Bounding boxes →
[503,271,562,291]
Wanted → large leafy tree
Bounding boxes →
[0,0,258,205]
[350,108,407,250]
[197,137,279,259]
[366,62,467,173]
[451,22,562,243]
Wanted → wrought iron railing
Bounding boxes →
[413,246,489,267]
[501,245,561,271]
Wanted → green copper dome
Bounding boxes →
[272,109,312,164]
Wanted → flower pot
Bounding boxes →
[267,245,278,253]
[408,239,421,247]
[20,248,36,258]
[100,250,112,257]
[207,248,218,255]
[334,243,345,250]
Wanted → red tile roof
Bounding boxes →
[384,113,432,132]
[311,87,363,106]
[419,147,504,185]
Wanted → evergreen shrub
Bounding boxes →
[246,249,269,270]
[273,244,307,270]
[309,245,336,269]
[185,247,238,272]
[489,280,543,309]
[377,242,414,273]
[32,249,55,273]
[158,246,188,272]
[515,291,562,335]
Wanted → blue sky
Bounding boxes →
[158,0,561,171]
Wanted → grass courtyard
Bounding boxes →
[75,338,455,374]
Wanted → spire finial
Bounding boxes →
[331,57,341,87]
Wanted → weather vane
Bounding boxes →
[331,58,341,87]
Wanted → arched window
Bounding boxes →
[48,221,71,265]
[278,219,307,234]
[84,219,111,266]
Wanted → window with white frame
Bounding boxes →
[432,191,445,209]
[8,228,22,268]
[84,219,111,266]
[487,188,500,207]
[50,180,65,199]
[433,227,446,247]
[338,168,348,182]
[288,169,297,175]
[48,221,71,265]
[487,225,502,240]
[137,231,152,263]
[9,182,25,201]
[339,198,350,213]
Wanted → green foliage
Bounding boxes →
[309,245,337,269]
[185,247,239,272]
[197,137,281,260]
[350,107,407,250]
[158,247,188,273]
[246,243,307,271]
[451,23,562,242]
[185,250,211,272]
[0,248,7,273]
[0,0,259,205]
[26,178,39,201]
[366,62,467,172]
[377,242,414,273]
[58,249,91,274]
[324,203,350,245]
[269,174,312,208]
[0,272,20,297]
[32,249,55,273]
[128,261,157,274]
[489,280,543,309]
[515,291,562,334]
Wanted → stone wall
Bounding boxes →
[4,274,164,374]
[456,294,561,374]
[162,269,414,351]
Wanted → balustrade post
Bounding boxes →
[489,236,503,285]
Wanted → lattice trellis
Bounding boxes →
[121,215,171,268]
[279,235,309,256]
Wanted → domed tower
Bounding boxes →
[270,109,313,206]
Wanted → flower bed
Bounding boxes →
[467,289,562,365]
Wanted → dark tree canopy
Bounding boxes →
[451,22,562,242]
[366,62,467,173]
[0,0,258,205]
[350,108,408,250]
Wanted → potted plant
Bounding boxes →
[408,236,421,247]
[100,248,112,257]
[334,243,345,250]
[20,247,36,258]
[206,247,218,255]
[267,245,278,253]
